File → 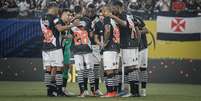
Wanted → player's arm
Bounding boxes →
[110,14,127,27]
[135,16,148,34]
[103,24,111,47]
[53,17,74,32]
[93,23,101,45]
[94,34,101,45]
[55,24,74,32]
[139,27,149,34]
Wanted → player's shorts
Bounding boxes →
[139,48,148,68]
[121,48,139,67]
[91,45,101,64]
[74,53,94,71]
[63,47,71,65]
[42,49,64,69]
[103,51,119,70]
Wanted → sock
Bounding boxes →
[62,67,69,88]
[44,71,52,96]
[44,71,51,87]
[56,71,63,95]
[88,68,95,92]
[106,85,113,93]
[94,64,100,78]
[114,86,118,92]
[84,78,88,91]
[113,75,118,92]
[62,78,67,88]
[77,70,84,94]
[84,68,88,91]
[94,64,100,91]
[51,80,57,93]
[131,69,140,95]
[95,78,99,91]
[133,81,139,95]
[140,68,148,89]
[129,81,134,95]
[118,83,122,93]
[79,82,85,94]
[130,81,140,95]
[105,76,114,93]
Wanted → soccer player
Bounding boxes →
[75,4,103,96]
[40,3,73,96]
[70,18,96,97]
[134,16,149,97]
[99,6,120,97]
[108,1,141,97]
[92,10,106,96]
[86,3,103,96]
[59,9,75,96]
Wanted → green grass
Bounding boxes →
[0,82,201,101]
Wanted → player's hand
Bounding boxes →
[67,34,73,39]
[99,42,104,49]
[63,34,73,39]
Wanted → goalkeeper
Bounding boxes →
[62,30,74,96]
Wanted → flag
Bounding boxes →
[157,16,201,41]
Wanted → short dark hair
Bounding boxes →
[74,5,82,13]
[61,9,73,14]
[112,0,123,7]
[47,2,58,9]
[87,3,96,9]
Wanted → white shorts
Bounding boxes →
[42,49,64,69]
[121,48,139,67]
[139,49,148,68]
[103,51,119,70]
[74,53,94,71]
[91,45,101,64]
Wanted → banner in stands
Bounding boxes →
[157,16,201,41]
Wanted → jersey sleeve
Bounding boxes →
[120,12,131,28]
[103,17,111,25]
[97,23,104,36]
[94,23,99,35]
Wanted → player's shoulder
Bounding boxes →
[120,11,133,20]
[103,16,111,24]
[121,11,132,16]
[81,16,91,23]
[133,16,145,27]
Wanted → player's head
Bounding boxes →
[61,9,74,23]
[47,2,59,16]
[100,6,112,17]
[74,5,83,18]
[85,3,96,18]
[111,0,124,15]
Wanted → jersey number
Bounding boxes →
[113,27,120,43]
[73,30,89,45]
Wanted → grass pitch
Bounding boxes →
[0,81,201,101]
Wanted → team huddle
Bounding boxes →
[40,0,149,97]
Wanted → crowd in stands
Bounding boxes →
[1,0,201,19]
